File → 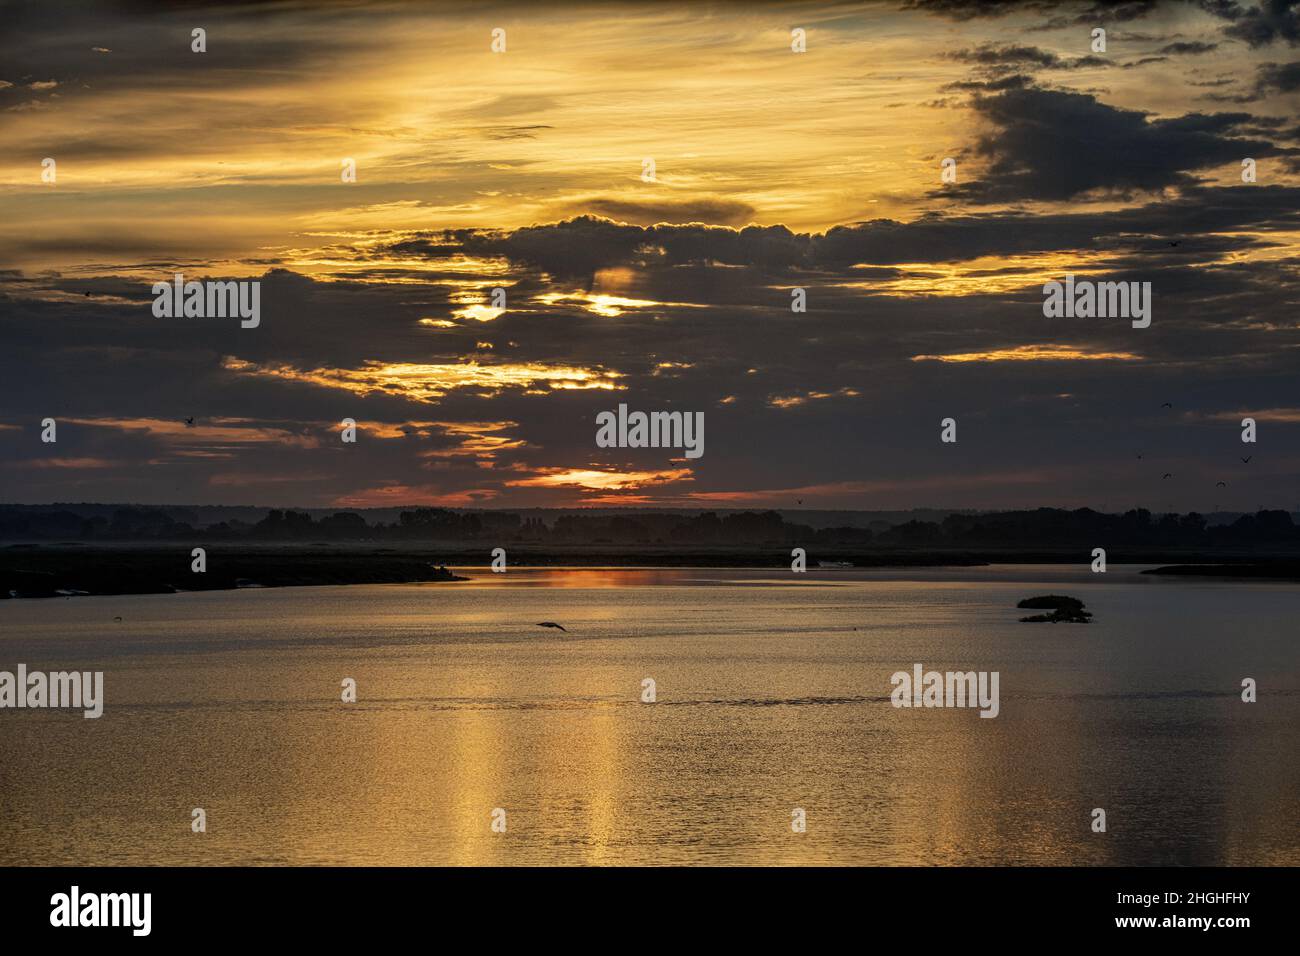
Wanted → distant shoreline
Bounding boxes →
[3,544,1300,598]
[1142,563,1300,580]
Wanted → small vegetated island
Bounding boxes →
[1017,595,1092,624]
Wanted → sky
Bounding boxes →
[1,0,1298,512]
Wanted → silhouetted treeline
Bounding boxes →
[1,504,1298,550]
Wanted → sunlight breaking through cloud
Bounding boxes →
[222,357,624,402]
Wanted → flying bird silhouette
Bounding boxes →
[1216,481,1227,488]
[1161,402,1173,409]
[536,622,567,632]
[184,417,195,427]
[1168,241,1180,247]
[1241,456,1252,463]
[796,498,803,505]
[1162,473,1173,479]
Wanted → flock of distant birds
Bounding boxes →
[1141,402,1252,503]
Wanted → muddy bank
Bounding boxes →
[1,548,465,598]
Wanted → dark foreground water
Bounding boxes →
[0,565,1296,865]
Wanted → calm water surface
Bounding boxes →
[0,565,1296,865]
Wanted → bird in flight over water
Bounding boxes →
[536,622,567,632]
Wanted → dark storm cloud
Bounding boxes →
[946,45,1111,72]
[1201,58,1300,101]
[574,198,757,227]
[1198,0,1300,47]
[0,1,379,144]
[475,217,652,278]
[0,2,369,91]
[902,0,1040,17]
[377,186,1300,278]
[1255,59,1300,90]
[0,267,464,376]
[946,86,1287,201]
[1158,40,1220,53]
[950,44,1055,68]
[905,0,1157,23]
[388,217,811,277]
[942,73,1037,92]
[813,189,1299,262]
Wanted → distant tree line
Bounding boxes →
[0,504,1298,549]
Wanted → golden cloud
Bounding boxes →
[506,467,693,490]
[910,345,1141,363]
[222,357,623,402]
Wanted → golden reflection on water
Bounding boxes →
[457,568,728,588]
[0,570,1296,865]
[447,700,501,866]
